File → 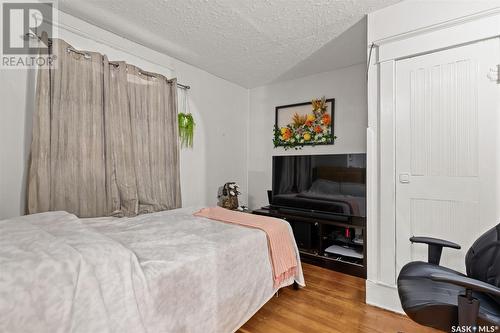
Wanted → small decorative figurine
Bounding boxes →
[217,182,241,210]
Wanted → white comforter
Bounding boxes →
[0,207,304,333]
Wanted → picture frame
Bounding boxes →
[274,98,335,149]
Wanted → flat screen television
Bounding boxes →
[271,154,366,218]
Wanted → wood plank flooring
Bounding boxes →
[237,263,439,333]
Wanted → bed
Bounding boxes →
[0,207,305,333]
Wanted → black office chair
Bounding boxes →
[397,223,500,331]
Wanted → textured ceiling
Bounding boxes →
[59,0,400,88]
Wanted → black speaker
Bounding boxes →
[267,190,272,205]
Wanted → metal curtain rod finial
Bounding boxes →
[167,79,190,90]
[176,83,190,90]
[23,33,191,90]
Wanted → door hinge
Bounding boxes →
[488,64,500,84]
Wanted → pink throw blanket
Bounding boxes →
[194,207,297,288]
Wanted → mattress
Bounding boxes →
[0,207,304,333]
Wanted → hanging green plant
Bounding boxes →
[178,113,195,148]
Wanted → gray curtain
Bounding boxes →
[28,39,181,217]
[126,66,181,214]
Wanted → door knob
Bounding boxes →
[399,173,410,183]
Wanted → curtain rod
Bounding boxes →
[25,33,190,90]
[175,83,191,90]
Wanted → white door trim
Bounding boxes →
[366,9,500,311]
[377,13,500,63]
[378,59,397,285]
[370,7,500,47]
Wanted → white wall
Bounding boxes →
[247,63,367,210]
[366,0,500,313]
[0,10,249,219]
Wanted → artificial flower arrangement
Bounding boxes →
[273,97,336,150]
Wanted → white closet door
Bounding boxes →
[395,38,500,274]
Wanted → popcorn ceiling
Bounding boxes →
[59,0,400,87]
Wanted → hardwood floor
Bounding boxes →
[237,263,440,333]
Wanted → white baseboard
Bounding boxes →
[365,279,404,314]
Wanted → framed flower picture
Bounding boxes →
[273,97,336,150]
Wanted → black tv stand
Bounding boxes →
[253,206,367,279]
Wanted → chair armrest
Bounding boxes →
[410,236,461,265]
[430,273,500,326]
[429,273,500,298]
[410,236,461,249]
